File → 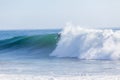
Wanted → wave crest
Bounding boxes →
[51,25,120,60]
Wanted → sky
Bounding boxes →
[0,0,120,30]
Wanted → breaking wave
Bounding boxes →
[0,34,58,59]
[1,26,120,60]
[51,24,120,60]
[0,34,58,49]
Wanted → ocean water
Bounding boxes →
[0,26,120,80]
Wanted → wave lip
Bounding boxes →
[51,25,120,60]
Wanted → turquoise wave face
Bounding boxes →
[0,34,58,48]
[0,34,59,59]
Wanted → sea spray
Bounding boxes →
[51,24,120,60]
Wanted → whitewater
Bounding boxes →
[0,26,120,80]
[51,25,120,60]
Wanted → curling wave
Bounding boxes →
[51,25,120,60]
[0,34,58,49]
[0,34,59,59]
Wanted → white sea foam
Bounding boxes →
[0,74,120,80]
[51,24,120,60]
